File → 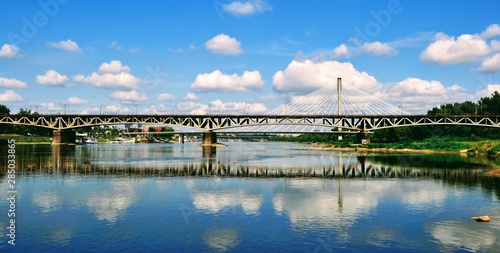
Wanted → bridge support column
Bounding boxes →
[357,131,370,144]
[202,131,217,146]
[178,133,185,144]
[202,146,216,159]
[52,130,76,145]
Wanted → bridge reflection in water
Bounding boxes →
[8,145,494,181]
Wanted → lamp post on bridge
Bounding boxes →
[100,105,107,115]
[59,103,67,115]
[208,104,213,115]
[28,104,39,114]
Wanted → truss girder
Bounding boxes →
[0,114,499,131]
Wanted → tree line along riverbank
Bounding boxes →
[270,133,500,158]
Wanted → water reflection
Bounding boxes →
[86,181,137,223]
[191,191,262,215]
[401,182,448,210]
[273,179,387,231]
[32,192,61,213]
[203,228,240,252]
[186,178,263,215]
[1,143,500,252]
[3,144,495,178]
[430,220,500,252]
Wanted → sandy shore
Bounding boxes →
[486,169,500,177]
[295,143,463,154]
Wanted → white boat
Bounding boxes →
[85,137,98,144]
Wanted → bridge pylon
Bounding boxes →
[337,77,343,141]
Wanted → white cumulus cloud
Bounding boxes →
[40,102,60,112]
[73,60,141,89]
[210,99,267,114]
[103,104,125,114]
[272,60,381,94]
[475,84,500,98]
[478,53,500,73]
[46,39,80,52]
[184,92,199,100]
[36,70,69,86]
[222,0,271,16]
[157,93,176,101]
[0,44,20,58]
[376,78,473,113]
[176,102,201,112]
[0,90,22,102]
[67,97,89,104]
[360,41,398,56]
[191,70,264,93]
[110,90,148,102]
[420,33,490,64]
[481,24,500,39]
[0,77,28,88]
[490,40,500,52]
[333,44,349,59]
[98,60,131,74]
[176,99,267,115]
[205,34,243,55]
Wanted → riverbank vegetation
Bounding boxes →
[271,92,500,157]
[0,134,51,144]
[271,134,499,157]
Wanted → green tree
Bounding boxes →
[428,91,500,115]
[162,126,175,140]
[11,108,52,136]
[0,104,10,114]
[0,104,11,134]
[479,91,500,114]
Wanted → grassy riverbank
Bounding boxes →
[366,139,500,157]
[0,134,52,144]
[273,135,500,158]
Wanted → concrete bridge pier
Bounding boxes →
[357,131,370,144]
[202,146,216,159]
[52,130,76,145]
[199,131,226,156]
[202,131,217,146]
[178,133,185,144]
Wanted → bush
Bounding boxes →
[487,144,500,157]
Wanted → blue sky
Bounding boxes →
[1,0,499,114]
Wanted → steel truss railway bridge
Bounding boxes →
[1,78,499,145]
[1,113,499,145]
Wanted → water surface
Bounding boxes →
[1,142,499,252]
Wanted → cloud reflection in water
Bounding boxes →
[86,181,137,223]
[33,192,62,213]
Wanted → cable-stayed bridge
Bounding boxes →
[1,78,499,144]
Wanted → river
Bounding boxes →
[1,142,499,252]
